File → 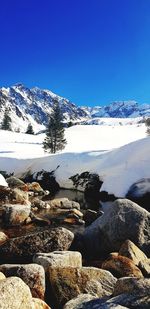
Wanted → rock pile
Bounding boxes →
[0,173,150,308]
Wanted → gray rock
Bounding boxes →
[0,227,74,262]
[63,294,98,309]
[82,199,150,258]
[6,176,25,188]
[2,203,31,226]
[113,277,150,296]
[63,297,128,309]
[0,263,45,299]
[33,251,82,271]
[0,276,33,309]
[108,277,150,308]
[105,291,150,308]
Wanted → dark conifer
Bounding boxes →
[26,123,34,134]
[1,108,12,131]
[43,100,67,153]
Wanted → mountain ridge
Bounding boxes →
[0,84,150,132]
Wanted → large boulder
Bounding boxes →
[0,276,33,309]
[0,227,74,263]
[126,178,150,211]
[2,203,31,226]
[48,266,117,307]
[33,251,82,271]
[0,263,45,299]
[82,199,150,258]
[64,277,150,308]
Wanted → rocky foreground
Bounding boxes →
[0,174,150,309]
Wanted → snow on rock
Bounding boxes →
[0,174,8,187]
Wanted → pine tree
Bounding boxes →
[145,118,150,136]
[43,100,67,153]
[26,123,34,134]
[1,108,12,131]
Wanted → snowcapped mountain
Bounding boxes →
[82,100,150,118]
[0,84,150,133]
[0,84,88,132]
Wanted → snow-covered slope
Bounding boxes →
[0,84,88,132]
[0,124,149,198]
[80,117,144,126]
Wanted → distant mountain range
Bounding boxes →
[0,84,150,132]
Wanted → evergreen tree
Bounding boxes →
[67,121,74,127]
[1,108,12,131]
[26,123,34,134]
[145,117,150,136]
[43,100,67,153]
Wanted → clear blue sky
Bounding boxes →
[0,0,150,106]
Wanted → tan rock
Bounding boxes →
[49,266,117,306]
[49,198,80,210]
[68,208,83,218]
[0,263,45,299]
[2,203,31,226]
[32,298,51,309]
[0,231,8,245]
[139,259,150,277]
[0,276,33,309]
[119,239,147,266]
[28,182,44,193]
[33,251,82,271]
[63,217,84,225]
[102,254,143,278]
[0,272,6,281]
[11,188,29,203]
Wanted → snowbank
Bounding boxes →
[0,126,149,197]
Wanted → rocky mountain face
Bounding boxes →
[0,84,150,132]
[0,84,88,132]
